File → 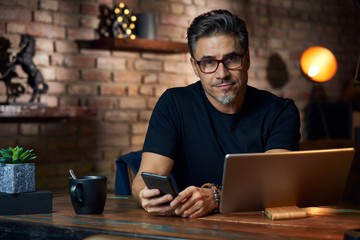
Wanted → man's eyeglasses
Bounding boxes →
[194,53,246,74]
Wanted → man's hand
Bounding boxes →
[170,186,216,218]
[139,187,176,216]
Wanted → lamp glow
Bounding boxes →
[300,46,337,83]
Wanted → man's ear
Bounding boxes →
[190,58,200,77]
[244,50,250,70]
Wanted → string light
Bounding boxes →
[112,2,137,39]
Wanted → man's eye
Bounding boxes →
[224,55,237,63]
[201,60,216,67]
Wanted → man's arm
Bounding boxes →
[131,152,174,205]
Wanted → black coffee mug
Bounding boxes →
[69,176,107,214]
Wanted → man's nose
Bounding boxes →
[215,62,229,78]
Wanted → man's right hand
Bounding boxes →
[139,187,176,216]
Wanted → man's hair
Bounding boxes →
[186,9,249,58]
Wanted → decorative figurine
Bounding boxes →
[98,2,137,39]
[0,37,24,103]
[0,34,48,104]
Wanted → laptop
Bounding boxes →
[219,148,355,214]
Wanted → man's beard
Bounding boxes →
[215,93,236,105]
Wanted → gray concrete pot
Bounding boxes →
[0,163,35,194]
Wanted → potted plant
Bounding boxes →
[0,146,37,194]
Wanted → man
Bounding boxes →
[132,9,301,218]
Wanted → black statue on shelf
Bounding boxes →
[0,34,48,103]
[0,37,24,103]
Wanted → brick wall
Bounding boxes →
[0,0,359,193]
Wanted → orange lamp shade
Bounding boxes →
[300,46,337,83]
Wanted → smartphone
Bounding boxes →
[141,172,178,197]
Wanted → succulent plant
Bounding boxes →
[0,146,37,164]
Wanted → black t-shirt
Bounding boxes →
[143,81,301,191]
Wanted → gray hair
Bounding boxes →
[186,9,249,58]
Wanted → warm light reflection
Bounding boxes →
[300,46,337,83]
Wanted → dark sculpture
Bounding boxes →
[0,37,24,103]
[0,34,48,103]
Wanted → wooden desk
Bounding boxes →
[0,195,360,239]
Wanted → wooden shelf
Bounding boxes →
[76,37,188,54]
[0,105,96,123]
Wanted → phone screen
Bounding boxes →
[141,172,178,197]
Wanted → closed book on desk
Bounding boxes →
[0,190,52,215]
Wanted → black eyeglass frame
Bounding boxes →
[194,53,247,74]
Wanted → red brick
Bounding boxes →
[170,3,185,15]
[26,22,65,38]
[0,123,18,136]
[160,13,189,28]
[80,3,100,16]
[34,53,50,66]
[39,95,58,107]
[132,122,148,135]
[146,97,159,109]
[139,85,155,96]
[55,40,77,53]
[0,6,31,22]
[139,110,152,121]
[64,55,95,68]
[97,57,126,70]
[18,0,39,9]
[127,85,139,96]
[0,21,5,33]
[34,10,53,23]
[67,28,95,41]
[134,59,162,71]
[47,81,65,95]
[59,96,78,106]
[164,61,190,74]
[20,124,40,135]
[143,73,158,84]
[40,67,56,80]
[36,38,54,52]
[51,53,64,66]
[97,122,129,135]
[97,135,130,148]
[80,16,99,29]
[59,1,80,13]
[68,84,96,95]
[82,69,111,82]
[159,72,188,86]
[131,134,145,146]
[113,71,142,83]
[41,123,78,136]
[156,25,185,41]
[56,67,80,81]
[40,0,59,11]
[54,13,80,27]
[104,110,138,122]
[16,140,47,154]
[7,22,26,34]
[81,49,111,57]
[100,84,127,96]
[119,97,147,110]
[87,97,118,110]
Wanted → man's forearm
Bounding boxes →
[131,173,145,206]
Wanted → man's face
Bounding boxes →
[190,34,249,110]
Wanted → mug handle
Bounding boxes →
[70,183,84,207]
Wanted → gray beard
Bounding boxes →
[215,94,236,105]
